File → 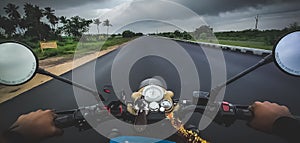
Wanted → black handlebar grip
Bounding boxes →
[293,116,300,121]
[54,114,77,129]
[235,106,253,121]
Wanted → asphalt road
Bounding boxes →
[1,36,300,143]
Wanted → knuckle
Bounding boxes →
[29,111,36,115]
[271,102,278,105]
[45,109,52,113]
[18,114,25,119]
[281,106,289,111]
[253,101,261,106]
[252,101,262,107]
[254,101,261,104]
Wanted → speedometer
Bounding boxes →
[142,85,165,102]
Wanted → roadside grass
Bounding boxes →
[33,37,136,60]
[217,40,273,50]
[196,39,272,50]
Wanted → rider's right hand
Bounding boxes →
[249,101,293,133]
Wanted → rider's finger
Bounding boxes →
[251,101,261,109]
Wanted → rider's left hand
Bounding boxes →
[9,109,63,142]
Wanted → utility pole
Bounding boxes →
[255,14,259,30]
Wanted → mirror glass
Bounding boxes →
[274,31,300,76]
[0,42,38,85]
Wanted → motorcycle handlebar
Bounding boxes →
[235,105,253,121]
[178,102,253,126]
[54,114,77,129]
[54,109,91,131]
[53,100,300,131]
[53,103,254,130]
[54,106,117,130]
[54,103,300,131]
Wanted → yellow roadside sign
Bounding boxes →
[40,41,57,52]
[40,41,57,49]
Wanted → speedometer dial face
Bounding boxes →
[142,85,164,102]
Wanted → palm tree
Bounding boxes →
[24,3,44,24]
[23,3,46,40]
[0,16,4,30]
[4,3,21,35]
[59,16,68,24]
[93,18,101,34]
[4,3,20,20]
[44,7,58,30]
[59,16,71,36]
[0,16,5,37]
[102,19,112,37]
[0,15,15,37]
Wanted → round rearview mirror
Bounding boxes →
[273,31,300,77]
[0,42,38,86]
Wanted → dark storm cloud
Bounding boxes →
[1,0,299,32]
[173,0,300,16]
[2,0,299,16]
[1,0,108,10]
[1,0,299,17]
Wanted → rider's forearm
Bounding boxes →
[272,116,299,143]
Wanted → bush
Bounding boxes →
[122,30,135,38]
[168,33,175,38]
[111,34,117,38]
[43,49,59,57]
[57,41,66,46]
[135,33,143,36]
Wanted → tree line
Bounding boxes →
[215,22,300,45]
[153,23,300,45]
[0,3,113,43]
[150,30,193,40]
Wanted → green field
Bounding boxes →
[33,37,136,59]
[197,39,272,50]
[217,40,273,50]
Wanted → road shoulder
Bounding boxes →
[0,43,124,103]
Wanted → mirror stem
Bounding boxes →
[210,54,273,98]
[37,68,105,101]
[225,54,273,86]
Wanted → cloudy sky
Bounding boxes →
[1,0,300,33]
